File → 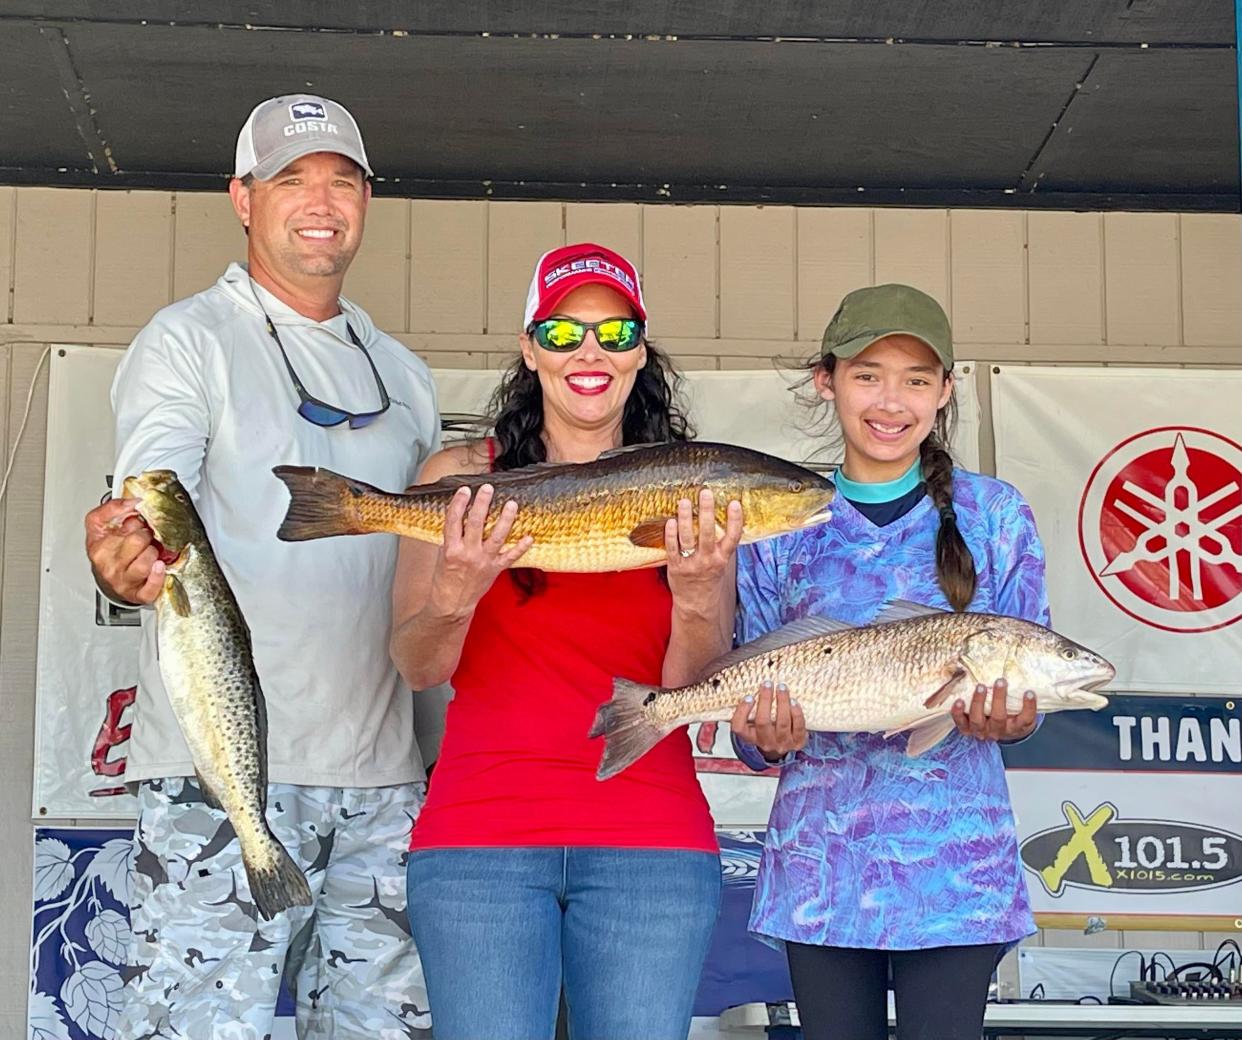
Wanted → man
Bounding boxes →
[83,94,438,1039]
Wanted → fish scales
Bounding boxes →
[590,605,1115,780]
[125,470,313,920]
[274,442,837,573]
[652,613,981,731]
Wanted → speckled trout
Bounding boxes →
[590,601,1115,780]
[123,470,312,920]
[272,442,835,572]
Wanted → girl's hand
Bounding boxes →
[951,679,1038,742]
[426,484,532,618]
[730,680,807,762]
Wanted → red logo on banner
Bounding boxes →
[89,686,135,797]
[1078,427,1242,633]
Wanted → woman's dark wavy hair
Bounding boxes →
[801,352,976,611]
[487,339,694,597]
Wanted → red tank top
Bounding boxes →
[409,566,718,851]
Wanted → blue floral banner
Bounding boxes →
[31,827,785,1036]
[30,829,133,1040]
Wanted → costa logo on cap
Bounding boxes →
[289,101,327,120]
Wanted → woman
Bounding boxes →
[391,243,739,1040]
[731,284,1045,1040]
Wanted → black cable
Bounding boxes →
[1027,982,1046,1000]
[1109,950,1146,999]
[1150,951,1178,980]
[1167,959,1224,981]
[1212,938,1241,976]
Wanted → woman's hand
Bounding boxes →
[951,679,1038,743]
[730,680,807,762]
[425,484,533,619]
[664,488,744,615]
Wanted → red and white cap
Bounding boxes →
[523,243,648,329]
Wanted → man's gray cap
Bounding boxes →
[234,94,373,180]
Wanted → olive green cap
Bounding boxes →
[820,283,953,371]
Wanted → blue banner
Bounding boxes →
[32,827,783,1033]
[694,830,793,1016]
[29,828,295,1040]
[1000,694,1242,773]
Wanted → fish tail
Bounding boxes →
[592,677,669,781]
[273,466,376,541]
[243,835,312,920]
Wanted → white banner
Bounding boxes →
[993,366,1242,694]
[33,346,139,820]
[1002,695,1242,931]
[38,348,971,822]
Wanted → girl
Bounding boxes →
[731,283,1045,1040]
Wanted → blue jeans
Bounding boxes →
[406,846,722,1040]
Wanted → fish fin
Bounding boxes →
[873,599,947,625]
[194,771,226,811]
[272,466,375,541]
[163,574,192,617]
[592,677,669,780]
[629,515,726,550]
[923,668,968,709]
[901,715,959,757]
[243,836,313,920]
[697,615,854,680]
[628,519,672,549]
[596,443,659,460]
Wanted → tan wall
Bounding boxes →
[1,187,1240,1023]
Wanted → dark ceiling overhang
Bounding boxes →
[1,2,1238,211]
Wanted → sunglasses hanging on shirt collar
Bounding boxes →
[260,309,391,429]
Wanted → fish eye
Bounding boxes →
[1061,647,1078,660]
[788,480,804,493]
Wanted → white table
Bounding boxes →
[719,999,1242,1037]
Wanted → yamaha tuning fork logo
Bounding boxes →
[1078,426,1242,633]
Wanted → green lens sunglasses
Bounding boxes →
[528,317,645,353]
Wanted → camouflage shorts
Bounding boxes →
[117,778,430,1040]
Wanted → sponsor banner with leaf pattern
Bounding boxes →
[1001,695,1242,930]
[29,828,780,1036]
[28,827,298,1040]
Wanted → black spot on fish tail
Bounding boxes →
[594,677,669,781]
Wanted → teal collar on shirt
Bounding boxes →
[833,460,923,503]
